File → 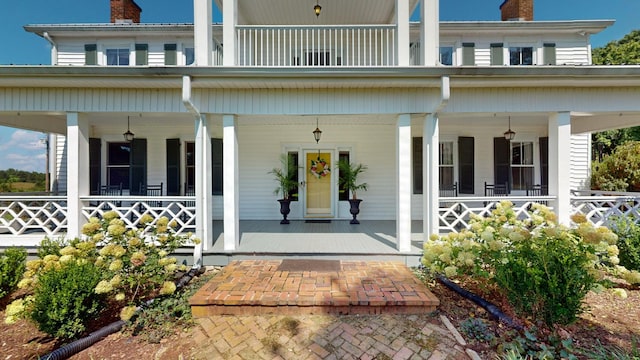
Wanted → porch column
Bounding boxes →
[222,0,237,66]
[396,114,412,252]
[420,0,439,66]
[195,115,213,253]
[548,112,571,225]
[66,112,89,239]
[395,0,410,66]
[223,114,240,250]
[194,0,213,66]
[423,113,439,238]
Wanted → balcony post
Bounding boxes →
[66,112,89,239]
[223,114,239,250]
[548,111,571,225]
[194,0,213,66]
[423,113,439,239]
[395,0,410,66]
[420,0,440,66]
[222,0,237,66]
[396,114,412,252]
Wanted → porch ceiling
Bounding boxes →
[215,0,420,25]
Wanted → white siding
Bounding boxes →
[57,43,86,66]
[570,133,591,190]
[55,134,67,192]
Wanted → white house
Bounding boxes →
[2,0,640,265]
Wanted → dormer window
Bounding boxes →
[106,48,130,66]
[509,47,533,65]
[439,46,453,66]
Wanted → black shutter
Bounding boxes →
[494,137,511,191]
[540,137,549,187]
[164,44,177,65]
[412,137,423,194]
[212,138,223,195]
[462,43,475,66]
[166,138,180,196]
[129,138,147,195]
[543,43,556,65]
[135,43,148,66]
[490,43,503,66]
[458,137,474,194]
[89,138,101,194]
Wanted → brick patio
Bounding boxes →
[189,260,439,317]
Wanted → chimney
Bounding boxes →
[110,0,142,24]
[500,0,533,21]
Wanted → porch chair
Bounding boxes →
[140,182,163,207]
[439,182,458,198]
[484,182,508,207]
[99,182,123,207]
[526,184,548,206]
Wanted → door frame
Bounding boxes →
[303,148,336,218]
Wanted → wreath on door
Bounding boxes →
[310,158,331,178]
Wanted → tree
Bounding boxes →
[591,30,640,160]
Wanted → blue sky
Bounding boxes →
[0,0,638,171]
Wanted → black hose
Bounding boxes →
[436,274,523,331]
[39,265,202,360]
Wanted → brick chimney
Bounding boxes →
[500,0,533,21]
[110,0,142,24]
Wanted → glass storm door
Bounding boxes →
[305,150,334,217]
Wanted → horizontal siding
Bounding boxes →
[57,44,86,66]
[557,45,590,65]
[570,133,591,190]
[55,135,67,192]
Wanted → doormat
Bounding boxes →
[277,259,341,272]
[304,219,332,223]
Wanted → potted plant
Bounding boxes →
[269,154,299,224]
[337,159,368,224]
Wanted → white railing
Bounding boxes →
[0,195,68,236]
[213,39,224,66]
[81,196,196,236]
[236,25,397,67]
[439,196,555,233]
[571,195,640,226]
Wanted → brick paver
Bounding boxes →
[190,260,439,316]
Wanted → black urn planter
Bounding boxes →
[348,199,362,224]
[278,199,291,224]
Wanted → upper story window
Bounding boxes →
[509,46,533,65]
[439,46,453,66]
[106,48,130,66]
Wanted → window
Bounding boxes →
[107,142,131,189]
[439,142,454,186]
[106,48,130,66]
[490,43,503,66]
[185,47,195,65]
[186,140,224,195]
[462,43,475,66]
[135,44,148,66]
[543,43,556,65]
[509,46,533,65]
[338,152,350,200]
[510,141,534,190]
[165,44,177,65]
[439,46,453,66]
[85,44,97,65]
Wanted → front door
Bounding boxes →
[305,150,334,217]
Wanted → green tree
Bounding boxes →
[591,141,640,191]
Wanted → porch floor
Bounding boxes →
[202,220,425,266]
[189,260,439,316]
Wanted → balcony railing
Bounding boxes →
[236,25,398,67]
[0,195,68,236]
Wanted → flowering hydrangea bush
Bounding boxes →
[421,201,639,326]
[5,211,200,337]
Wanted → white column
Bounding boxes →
[420,0,439,66]
[66,112,89,239]
[549,112,572,225]
[194,0,213,66]
[195,115,213,253]
[396,114,412,252]
[222,0,237,66]
[395,0,410,66]
[223,115,240,250]
[423,113,439,239]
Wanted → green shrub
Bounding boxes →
[421,202,615,327]
[611,217,640,271]
[0,247,27,298]
[28,260,105,340]
[591,141,640,191]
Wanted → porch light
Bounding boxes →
[313,118,322,144]
[314,0,321,17]
[123,116,135,142]
[504,116,516,141]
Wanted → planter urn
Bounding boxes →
[348,199,362,224]
[278,199,291,224]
